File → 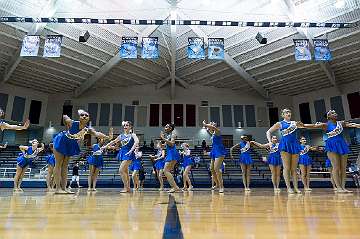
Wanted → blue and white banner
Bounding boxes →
[313,39,332,61]
[293,39,311,61]
[208,38,224,60]
[188,37,205,59]
[43,35,62,58]
[20,35,40,57]
[141,37,159,59]
[120,37,138,59]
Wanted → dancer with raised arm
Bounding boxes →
[87,138,106,192]
[129,145,143,191]
[298,136,321,192]
[53,109,112,194]
[230,136,258,192]
[160,123,181,193]
[302,110,360,193]
[102,121,138,193]
[251,135,282,192]
[14,139,45,192]
[150,141,166,191]
[203,120,227,193]
[266,108,303,194]
[180,143,194,191]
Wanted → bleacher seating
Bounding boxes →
[0,143,359,188]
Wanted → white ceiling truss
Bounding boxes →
[0,0,359,97]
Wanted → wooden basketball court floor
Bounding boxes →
[0,188,360,239]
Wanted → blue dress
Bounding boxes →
[239,141,253,165]
[325,121,349,155]
[279,120,301,154]
[154,149,165,170]
[116,134,136,161]
[53,121,87,156]
[46,154,55,167]
[129,152,142,171]
[299,145,312,166]
[17,147,37,168]
[87,144,104,168]
[210,134,227,159]
[325,158,332,168]
[164,133,180,162]
[268,143,282,166]
[182,149,194,168]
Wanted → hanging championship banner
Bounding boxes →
[120,37,138,59]
[188,37,205,59]
[43,35,63,57]
[141,37,159,59]
[293,39,311,61]
[313,39,332,61]
[208,38,224,60]
[20,35,40,57]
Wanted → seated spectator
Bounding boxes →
[193,154,201,168]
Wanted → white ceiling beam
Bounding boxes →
[0,0,59,85]
[74,15,169,98]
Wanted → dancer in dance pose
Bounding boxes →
[150,141,165,191]
[251,135,282,192]
[298,136,320,192]
[230,136,257,191]
[160,123,181,193]
[53,109,112,194]
[102,121,138,193]
[303,110,360,193]
[267,108,303,194]
[87,139,105,191]
[203,120,227,193]
[180,143,194,191]
[129,145,143,191]
[14,139,45,192]
[45,143,56,191]
[0,108,30,131]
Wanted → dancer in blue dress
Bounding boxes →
[53,109,112,194]
[150,141,166,191]
[230,136,258,191]
[46,143,56,191]
[303,110,360,193]
[0,108,30,132]
[180,143,194,191]
[251,135,282,192]
[267,108,304,194]
[203,120,227,193]
[129,145,142,191]
[160,123,181,193]
[102,121,138,193]
[298,136,320,192]
[87,139,105,192]
[14,139,45,192]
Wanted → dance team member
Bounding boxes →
[251,136,282,192]
[129,145,143,191]
[46,143,56,191]
[87,139,106,191]
[160,123,181,193]
[150,141,166,191]
[303,110,360,193]
[180,143,194,191]
[203,120,227,193]
[14,139,44,192]
[53,109,112,194]
[0,108,30,131]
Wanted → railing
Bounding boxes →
[38,165,48,179]
[0,167,32,179]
